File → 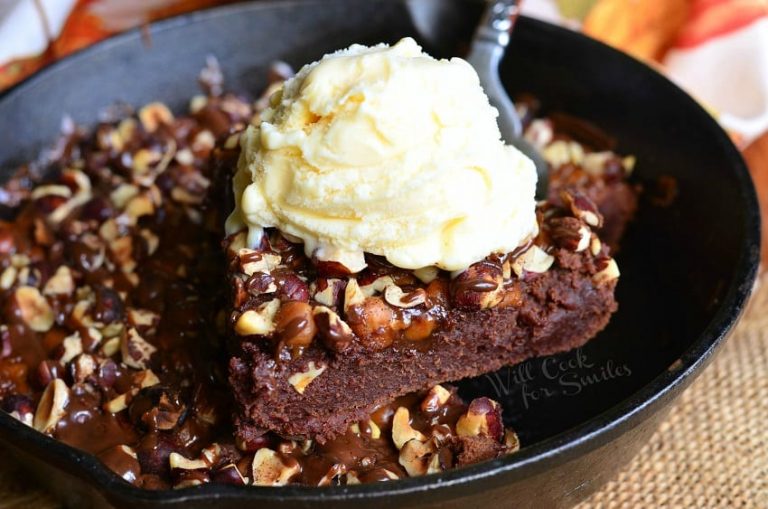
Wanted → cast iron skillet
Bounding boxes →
[0,0,760,507]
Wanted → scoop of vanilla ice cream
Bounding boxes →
[226,37,538,272]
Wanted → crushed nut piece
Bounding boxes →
[503,429,521,453]
[234,299,280,336]
[120,328,157,369]
[360,275,395,297]
[590,236,602,256]
[15,286,54,332]
[169,452,209,471]
[313,306,355,353]
[420,385,452,413]
[594,258,620,284]
[392,407,427,450]
[313,278,343,306]
[33,379,70,433]
[511,246,554,277]
[384,285,426,309]
[343,279,366,312]
[138,102,174,133]
[251,448,300,486]
[43,266,75,295]
[238,249,281,276]
[456,397,503,440]
[287,361,326,394]
[398,438,436,477]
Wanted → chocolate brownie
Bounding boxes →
[521,106,639,251]
[224,187,620,442]
[0,70,525,488]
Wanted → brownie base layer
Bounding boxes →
[230,249,617,443]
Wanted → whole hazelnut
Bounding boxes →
[275,301,316,348]
[345,297,399,350]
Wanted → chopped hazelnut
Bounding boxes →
[275,301,316,347]
[120,328,157,369]
[511,246,554,277]
[127,308,160,331]
[359,275,395,297]
[590,236,602,256]
[312,278,344,307]
[503,429,521,453]
[594,258,620,284]
[287,361,326,394]
[0,266,17,290]
[104,392,133,414]
[110,184,140,209]
[420,385,451,413]
[238,249,281,276]
[15,286,55,332]
[392,407,427,450]
[138,102,174,133]
[33,379,70,434]
[234,299,280,336]
[398,439,436,477]
[343,278,366,312]
[251,449,300,486]
[134,369,161,389]
[169,452,208,471]
[562,190,604,228]
[43,266,74,296]
[313,306,355,353]
[383,285,426,309]
[456,397,503,440]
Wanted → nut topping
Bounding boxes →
[238,249,281,276]
[359,275,395,297]
[593,258,620,284]
[562,190,604,228]
[398,439,436,477]
[43,266,75,296]
[455,397,503,440]
[392,407,427,450]
[511,246,554,277]
[33,379,70,433]
[14,286,55,332]
[590,236,602,256]
[275,301,317,348]
[420,385,451,413]
[384,285,427,309]
[343,279,366,312]
[234,299,281,336]
[451,261,503,309]
[503,429,521,453]
[287,361,326,394]
[138,102,174,133]
[169,452,208,471]
[550,217,591,252]
[251,448,301,486]
[312,278,344,307]
[313,306,355,353]
[121,328,157,369]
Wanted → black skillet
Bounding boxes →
[0,0,760,507]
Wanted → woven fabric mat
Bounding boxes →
[1,279,767,509]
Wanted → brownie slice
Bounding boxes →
[224,196,620,443]
[521,109,639,252]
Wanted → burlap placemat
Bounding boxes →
[1,277,766,509]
